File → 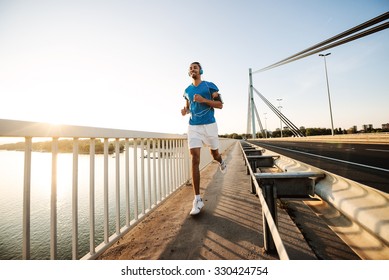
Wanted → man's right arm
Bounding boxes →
[181,99,190,116]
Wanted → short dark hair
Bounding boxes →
[190,62,202,69]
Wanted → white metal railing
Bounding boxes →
[0,119,234,260]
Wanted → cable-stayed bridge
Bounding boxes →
[0,12,388,262]
[247,11,389,138]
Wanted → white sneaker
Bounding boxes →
[219,160,227,174]
[190,198,204,215]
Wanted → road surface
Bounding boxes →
[249,140,389,194]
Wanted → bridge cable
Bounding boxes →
[247,87,266,138]
[252,99,266,138]
[253,87,305,137]
[252,11,389,74]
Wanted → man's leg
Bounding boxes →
[210,149,222,163]
[211,148,227,173]
[190,147,201,195]
[189,147,204,215]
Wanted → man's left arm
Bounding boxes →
[193,92,223,109]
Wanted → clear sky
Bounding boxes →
[0,0,388,135]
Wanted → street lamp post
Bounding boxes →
[319,53,335,136]
[264,113,268,138]
[277,98,283,138]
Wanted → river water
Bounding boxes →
[0,149,153,259]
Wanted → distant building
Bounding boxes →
[382,123,389,130]
[362,124,373,132]
[347,126,357,134]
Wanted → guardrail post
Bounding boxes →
[262,184,277,253]
[255,171,325,256]
[251,176,257,194]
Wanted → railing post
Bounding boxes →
[115,138,120,234]
[125,139,130,226]
[162,139,166,199]
[168,140,172,194]
[157,139,162,203]
[174,139,178,188]
[140,138,145,214]
[89,138,96,255]
[152,139,157,206]
[103,138,109,243]
[50,137,58,260]
[22,137,32,260]
[147,138,152,209]
[133,139,139,220]
[72,138,79,260]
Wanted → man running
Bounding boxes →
[181,62,227,215]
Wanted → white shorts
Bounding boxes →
[188,123,219,150]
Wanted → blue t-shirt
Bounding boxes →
[184,81,219,125]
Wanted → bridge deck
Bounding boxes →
[97,142,359,260]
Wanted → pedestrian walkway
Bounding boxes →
[97,142,334,260]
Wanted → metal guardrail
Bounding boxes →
[0,119,235,260]
[240,142,289,260]
[254,171,325,253]
[243,140,389,259]
[241,141,327,258]
[272,149,389,247]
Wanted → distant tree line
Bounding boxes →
[220,126,388,139]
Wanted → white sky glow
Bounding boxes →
[0,0,388,135]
